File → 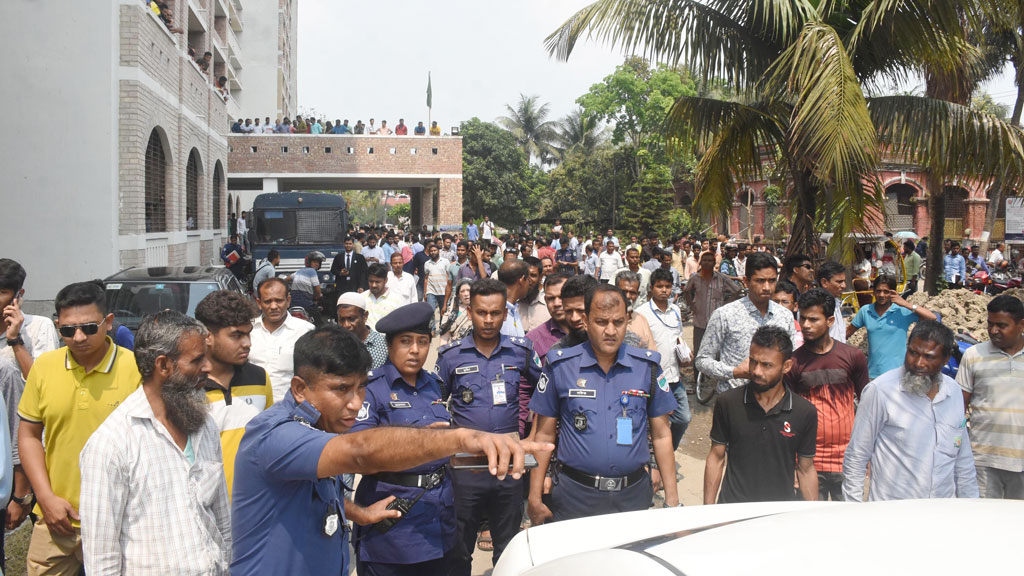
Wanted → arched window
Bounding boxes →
[186,149,200,231]
[145,129,167,233]
[213,161,224,230]
[884,183,917,231]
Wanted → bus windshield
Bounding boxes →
[254,209,345,244]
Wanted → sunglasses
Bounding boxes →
[58,322,103,338]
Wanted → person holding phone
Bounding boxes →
[436,279,542,575]
[0,259,60,379]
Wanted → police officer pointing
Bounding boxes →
[435,279,542,574]
[230,324,547,576]
[528,283,680,524]
[350,302,457,575]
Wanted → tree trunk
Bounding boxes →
[981,78,1024,246]
[785,170,818,260]
[925,173,946,295]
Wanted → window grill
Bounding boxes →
[186,150,200,230]
[145,130,167,233]
[212,162,223,228]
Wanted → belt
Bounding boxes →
[374,466,447,490]
[559,464,647,492]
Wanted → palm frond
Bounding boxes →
[764,21,878,195]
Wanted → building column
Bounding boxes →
[410,188,422,230]
[438,178,463,230]
[965,199,988,241]
[420,186,436,231]
[753,202,766,239]
[914,196,929,238]
[262,178,279,193]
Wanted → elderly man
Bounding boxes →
[843,320,979,501]
[336,292,388,370]
[80,311,231,575]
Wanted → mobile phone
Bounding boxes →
[450,453,538,471]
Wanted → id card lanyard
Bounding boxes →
[616,394,632,446]
[492,365,507,406]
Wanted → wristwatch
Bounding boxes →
[11,492,34,507]
[911,304,919,312]
[5,336,24,348]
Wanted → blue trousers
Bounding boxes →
[550,471,653,522]
[669,382,692,450]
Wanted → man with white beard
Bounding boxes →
[842,320,979,502]
[79,311,231,575]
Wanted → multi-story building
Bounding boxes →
[233,0,297,122]
[0,1,251,309]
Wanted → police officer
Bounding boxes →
[231,324,541,576]
[527,283,680,524]
[350,302,458,575]
[435,279,542,575]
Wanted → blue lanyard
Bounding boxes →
[648,301,681,329]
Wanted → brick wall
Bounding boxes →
[438,179,462,227]
[226,135,462,175]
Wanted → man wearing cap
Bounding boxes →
[435,280,543,574]
[231,324,545,576]
[350,303,458,574]
[528,284,679,525]
[336,292,387,370]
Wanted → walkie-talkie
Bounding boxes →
[373,489,428,534]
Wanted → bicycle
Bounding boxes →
[694,371,718,406]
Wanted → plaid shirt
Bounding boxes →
[80,388,231,575]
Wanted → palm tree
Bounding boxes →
[497,94,560,165]
[545,0,1024,283]
[554,108,606,157]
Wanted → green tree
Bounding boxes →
[461,117,533,228]
[554,107,606,157]
[387,203,411,226]
[542,144,628,231]
[547,0,1024,290]
[497,94,559,165]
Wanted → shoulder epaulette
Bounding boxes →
[625,345,662,365]
[548,345,583,364]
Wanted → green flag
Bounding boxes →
[426,72,432,109]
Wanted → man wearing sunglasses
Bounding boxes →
[18,281,140,575]
[783,254,816,295]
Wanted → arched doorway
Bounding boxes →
[186,149,201,231]
[884,184,916,231]
[145,129,168,233]
[944,186,970,239]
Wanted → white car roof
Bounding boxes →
[498,499,1023,576]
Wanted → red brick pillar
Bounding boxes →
[438,178,462,228]
[420,186,436,230]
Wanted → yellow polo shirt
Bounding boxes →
[205,362,273,496]
[18,339,140,525]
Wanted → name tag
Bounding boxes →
[568,389,597,399]
[455,365,479,375]
[389,401,412,409]
[492,380,507,405]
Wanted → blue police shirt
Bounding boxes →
[231,392,348,576]
[529,342,676,477]
[436,333,542,435]
[349,362,456,564]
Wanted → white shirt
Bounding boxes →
[637,300,684,383]
[842,367,979,502]
[988,248,1004,264]
[79,388,231,575]
[361,245,385,263]
[365,290,398,330]
[1,313,60,365]
[830,297,847,343]
[386,271,418,306]
[598,251,624,281]
[481,221,495,240]
[236,217,248,235]
[248,314,314,402]
[501,301,525,338]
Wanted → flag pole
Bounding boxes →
[427,71,432,129]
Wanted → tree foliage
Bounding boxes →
[460,117,535,228]
[497,94,560,165]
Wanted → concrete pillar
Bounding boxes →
[914,196,929,239]
[753,202,766,239]
[420,186,436,230]
[410,187,422,230]
[262,178,279,193]
[438,178,463,229]
[966,199,988,240]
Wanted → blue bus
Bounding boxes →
[249,192,349,279]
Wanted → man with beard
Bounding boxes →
[528,284,679,524]
[526,273,571,362]
[703,325,818,504]
[518,256,550,333]
[614,271,656,351]
[614,248,651,310]
[784,289,868,501]
[843,320,979,501]
[79,311,230,574]
[18,281,140,575]
[547,274,598,355]
[195,290,273,494]
[336,292,388,370]
[957,295,1024,499]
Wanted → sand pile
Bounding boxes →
[847,288,993,352]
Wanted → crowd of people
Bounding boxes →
[231,116,444,137]
[0,215,1021,575]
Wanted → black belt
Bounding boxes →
[374,466,447,490]
[560,464,647,492]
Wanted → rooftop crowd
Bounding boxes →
[231,116,444,136]
[0,215,1020,575]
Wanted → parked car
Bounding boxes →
[495,499,1021,575]
[102,266,246,332]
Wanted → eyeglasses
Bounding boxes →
[799,263,814,270]
[58,322,102,338]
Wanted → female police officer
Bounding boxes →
[350,302,458,575]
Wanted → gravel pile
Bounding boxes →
[847,288,994,353]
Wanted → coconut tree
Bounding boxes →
[497,94,560,165]
[545,0,1024,279]
[554,107,607,158]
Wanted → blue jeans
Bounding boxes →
[669,382,692,450]
[425,293,443,331]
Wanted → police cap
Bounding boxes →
[375,302,433,336]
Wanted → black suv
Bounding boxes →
[102,267,246,332]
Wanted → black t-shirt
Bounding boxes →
[709,384,817,504]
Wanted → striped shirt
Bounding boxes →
[957,341,1024,472]
[205,362,273,496]
[80,387,231,575]
[785,341,869,473]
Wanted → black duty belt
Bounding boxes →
[560,464,647,492]
[374,466,447,490]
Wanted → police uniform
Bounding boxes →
[435,333,542,575]
[350,303,457,576]
[231,393,349,575]
[528,341,676,521]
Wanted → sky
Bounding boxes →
[297,1,1020,129]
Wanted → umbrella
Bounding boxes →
[893,231,919,240]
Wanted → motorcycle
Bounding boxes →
[941,330,980,379]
